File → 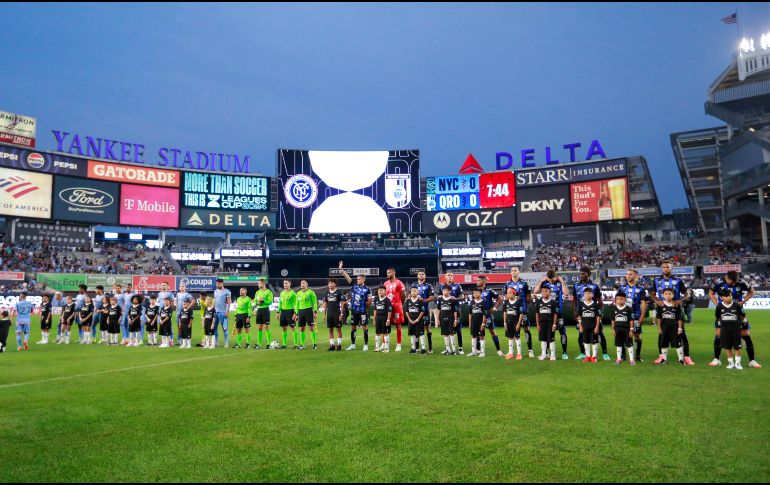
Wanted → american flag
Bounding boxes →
[722,12,737,24]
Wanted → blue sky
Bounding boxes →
[4,2,767,212]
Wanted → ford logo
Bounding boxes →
[59,188,113,208]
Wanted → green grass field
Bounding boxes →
[1,308,769,483]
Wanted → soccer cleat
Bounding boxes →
[362,345,368,352]
[528,350,535,358]
[327,346,335,352]
[395,344,402,352]
[497,350,504,357]
[36,340,45,345]
[428,349,433,354]
[18,346,23,352]
[549,354,557,361]
[312,344,318,350]
[245,344,251,349]
[582,357,591,363]
[538,355,547,361]
[457,349,465,355]
[654,355,665,364]
[505,353,514,360]
[281,345,287,350]
[735,362,744,370]
[421,349,426,355]
[346,345,356,351]
[336,345,342,351]
[441,349,450,355]
[561,353,568,360]
[23,341,29,350]
[679,360,685,366]
[615,359,623,365]
[467,351,477,357]
[382,347,390,353]
[234,344,241,349]
[602,354,611,361]
[708,358,721,367]
[726,362,735,370]
[255,345,263,350]
[749,360,762,369]
[516,354,523,361]
[478,352,486,358]
[409,349,417,354]
[684,357,695,366]
[630,360,636,366]
[298,345,305,350]
[575,353,585,360]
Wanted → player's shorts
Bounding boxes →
[297,308,315,327]
[423,314,432,328]
[538,324,553,342]
[146,322,158,332]
[255,308,270,326]
[614,326,631,347]
[471,318,485,338]
[660,323,680,349]
[236,313,251,330]
[375,316,390,334]
[483,315,495,329]
[100,316,109,332]
[741,320,751,332]
[326,313,342,329]
[204,320,216,336]
[505,323,517,339]
[556,316,565,329]
[714,320,721,329]
[129,320,141,333]
[440,316,454,336]
[16,323,30,334]
[351,311,368,326]
[720,325,742,350]
[159,321,171,337]
[408,321,423,337]
[80,318,92,327]
[391,305,404,325]
[631,319,642,334]
[40,316,52,331]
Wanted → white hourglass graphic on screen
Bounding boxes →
[308,151,391,233]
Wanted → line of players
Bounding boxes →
[2,261,761,369]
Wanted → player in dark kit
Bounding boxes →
[576,287,601,363]
[373,286,393,353]
[715,290,747,370]
[340,261,372,352]
[439,272,464,354]
[159,298,174,348]
[708,270,760,368]
[106,296,122,347]
[535,285,559,361]
[203,297,217,349]
[324,278,346,351]
[502,288,525,360]
[654,288,685,365]
[411,271,435,354]
[436,286,460,355]
[98,296,110,345]
[477,276,504,357]
[610,292,635,365]
[618,269,648,362]
[79,296,94,345]
[504,266,533,358]
[405,287,426,354]
[573,267,608,361]
[37,294,53,345]
[534,270,571,359]
[145,296,159,347]
[127,295,143,348]
[59,296,76,345]
[651,261,694,366]
[178,299,195,349]
[468,289,488,358]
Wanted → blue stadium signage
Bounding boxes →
[496,139,607,170]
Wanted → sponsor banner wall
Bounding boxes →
[120,184,179,228]
[53,175,120,224]
[88,160,179,187]
[86,274,132,291]
[515,158,628,188]
[743,298,770,310]
[182,172,270,212]
[422,207,517,232]
[36,273,88,291]
[15,221,90,247]
[570,177,629,223]
[0,271,24,281]
[532,226,597,245]
[606,267,695,277]
[0,294,44,310]
[0,168,52,219]
[438,271,598,287]
[220,275,266,282]
[180,208,275,231]
[0,145,87,176]
[516,184,570,227]
[0,112,36,147]
[132,275,177,292]
[176,276,217,292]
[703,264,742,274]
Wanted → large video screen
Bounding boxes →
[181,172,270,212]
[277,149,421,233]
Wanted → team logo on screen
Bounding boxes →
[385,174,411,209]
[285,174,318,209]
[433,212,451,230]
[26,153,45,169]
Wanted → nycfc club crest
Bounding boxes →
[385,174,411,209]
[285,174,318,209]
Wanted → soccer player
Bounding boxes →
[175,283,193,347]
[618,269,648,362]
[0,310,10,353]
[339,262,372,351]
[203,296,217,349]
[651,261,694,366]
[715,290,746,370]
[145,296,159,347]
[534,270,571,359]
[52,291,65,343]
[158,297,174,348]
[324,278,346,351]
[98,296,110,345]
[654,288,685,365]
[436,286,459,355]
[178,297,195,349]
[253,279,273,350]
[535,285,558,361]
[121,283,136,345]
[213,279,232,348]
[504,267,533,358]
[91,285,105,342]
[572,267,608,361]
[156,282,175,345]
[59,295,76,345]
[502,288,525,360]
[74,284,87,343]
[383,268,407,352]
[405,286,426,354]
[276,281,296,350]
[373,286,394,353]
[410,271,434,354]
[13,292,33,351]
[477,276,504,357]
[439,272,464,353]
[37,294,53,345]
[127,295,144,347]
[576,287,601,363]
[106,296,122,347]
[79,296,94,345]
[708,270,760,368]
[468,288,487,357]
[610,292,635,365]
[234,287,254,349]
[295,280,318,350]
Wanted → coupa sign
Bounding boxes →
[496,140,606,170]
[52,130,251,174]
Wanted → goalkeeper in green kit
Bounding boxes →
[253,279,274,350]
[233,287,253,349]
[277,280,298,349]
[295,280,319,350]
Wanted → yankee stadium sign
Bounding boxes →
[52,130,250,174]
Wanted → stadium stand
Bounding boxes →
[528,241,616,272]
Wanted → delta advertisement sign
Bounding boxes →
[120,184,179,228]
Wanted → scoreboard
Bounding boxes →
[426,172,516,211]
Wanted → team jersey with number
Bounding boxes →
[504,280,530,312]
[411,282,434,312]
[710,278,752,304]
[384,279,406,307]
[349,284,371,313]
[618,284,647,319]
